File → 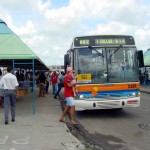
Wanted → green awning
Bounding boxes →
[144,49,150,66]
[0,34,37,59]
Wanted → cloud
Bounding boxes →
[0,0,46,11]
[13,20,36,36]
[87,22,137,35]
[135,23,150,50]
[69,0,149,25]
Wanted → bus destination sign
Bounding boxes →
[74,35,135,47]
[95,38,126,45]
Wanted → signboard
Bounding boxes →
[77,74,91,83]
[74,35,135,47]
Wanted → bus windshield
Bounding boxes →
[74,47,139,84]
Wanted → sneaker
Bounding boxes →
[53,96,57,99]
[12,119,15,122]
[5,121,8,125]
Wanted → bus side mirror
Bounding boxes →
[137,50,144,68]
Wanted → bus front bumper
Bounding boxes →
[75,97,140,111]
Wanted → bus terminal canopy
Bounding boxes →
[144,48,150,67]
[0,19,48,70]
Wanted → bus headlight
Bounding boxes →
[138,92,140,96]
[80,95,84,99]
[132,92,136,96]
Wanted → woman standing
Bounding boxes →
[38,71,46,97]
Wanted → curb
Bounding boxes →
[59,97,86,150]
[140,90,150,94]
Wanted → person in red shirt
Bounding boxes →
[51,71,58,95]
[59,67,78,125]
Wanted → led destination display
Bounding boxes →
[74,35,135,47]
[95,38,126,45]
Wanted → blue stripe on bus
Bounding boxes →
[77,89,139,99]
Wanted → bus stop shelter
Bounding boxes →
[0,19,49,114]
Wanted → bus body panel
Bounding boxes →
[75,97,140,111]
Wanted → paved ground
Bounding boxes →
[0,88,85,150]
[140,85,150,94]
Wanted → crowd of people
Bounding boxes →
[35,69,65,99]
[0,66,78,125]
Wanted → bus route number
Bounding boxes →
[81,75,87,79]
[128,84,136,89]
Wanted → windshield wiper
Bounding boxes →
[109,45,122,58]
[88,46,104,57]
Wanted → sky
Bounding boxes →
[0,0,150,66]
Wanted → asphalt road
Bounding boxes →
[69,92,150,150]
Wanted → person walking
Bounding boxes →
[51,71,58,95]
[54,71,65,99]
[59,67,78,125]
[1,67,19,125]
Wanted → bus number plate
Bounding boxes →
[77,74,91,83]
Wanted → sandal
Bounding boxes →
[70,120,78,125]
[59,119,65,123]
[70,122,78,125]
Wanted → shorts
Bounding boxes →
[39,83,46,89]
[66,97,75,106]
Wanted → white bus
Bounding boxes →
[64,35,143,111]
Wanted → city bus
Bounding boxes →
[64,35,143,111]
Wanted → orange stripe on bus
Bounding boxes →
[76,83,140,92]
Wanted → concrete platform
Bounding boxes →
[0,88,85,150]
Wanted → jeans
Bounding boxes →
[3,90,16,121]
[52,83,58,95]
[45,81,49,93]
[54,83,63,98]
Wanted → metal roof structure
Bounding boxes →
[0,19,48,70]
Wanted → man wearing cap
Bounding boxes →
[1,67,19,125]
[59,67,78,125]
